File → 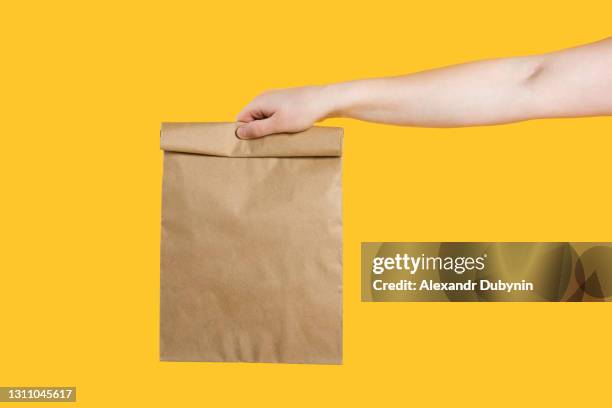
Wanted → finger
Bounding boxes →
[236,117,279,139]
[237,101,273,123]
[237,108,274,123]
[236,106,257,123]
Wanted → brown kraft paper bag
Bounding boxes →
[160,122,343,364]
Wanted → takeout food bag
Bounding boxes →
[160,122,343,364]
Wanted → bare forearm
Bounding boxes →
[320,57,545,127]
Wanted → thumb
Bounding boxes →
[236,117,278,139]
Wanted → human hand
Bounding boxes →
[236,86,331,139]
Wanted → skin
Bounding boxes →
[236,37,612,139]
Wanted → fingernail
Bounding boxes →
[235,126,245,139]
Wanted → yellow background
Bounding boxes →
[1,0,610,406]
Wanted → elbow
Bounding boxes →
[517,56,552,119]
[522,56,547,86]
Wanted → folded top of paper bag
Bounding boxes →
[161,122,343,158]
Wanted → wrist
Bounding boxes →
[316,83,352,120]
[318,80,372,120]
